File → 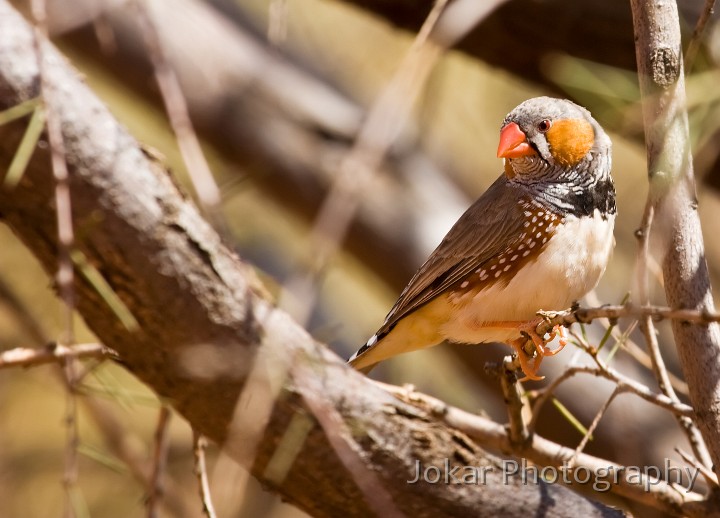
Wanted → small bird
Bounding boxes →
[348,97,616,380]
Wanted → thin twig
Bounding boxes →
[0,281,193,514]
[529,366,587,431]
[640,313,712,470]
[193,432,218,518]
[567,292,686,397]
[533,355,693,421]
[621,337,689,396]
[568,388,620,468]
[685,0,717,74]
[279,0,451,325]
[569,329,694,417]
[30,3,79,515]
[30,0,75,346]
[147,406,171,518]
[61,356,81,518]
[0,342,113,369]
[529,361,693,432]
[81,395,193,518]
[538,303,720,331]
[132,0,226,232]
[675,447,719,488]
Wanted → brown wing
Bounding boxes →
[376,175,529,336]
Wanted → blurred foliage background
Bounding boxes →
[1,0,720,516]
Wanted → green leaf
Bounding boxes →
[552,397,591,439]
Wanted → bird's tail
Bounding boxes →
[347,332,382,374]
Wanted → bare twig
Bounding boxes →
[0,342,112,368]
[30,2,80,515]
[675,447,719,488]
[0,282,193,515]
[539,304,720,329]
[568,388,620,468]
[640,310,712,466]
[279,0,454,324]
[685,0,717,74]
[132,0,226,231]
[61,356,81,518]
[583,291,690,396]
[147,406,171,518]
[30,0,75,346]
[193,432,218,518]
[569,329,694,418]
[82,395,193,518]
[528,361,693,428]
[621,337,689,396]
[529,367,586,431]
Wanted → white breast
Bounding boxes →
[442,209,615,344]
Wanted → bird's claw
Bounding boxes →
[510,336,545,381]
[512,321,567,380]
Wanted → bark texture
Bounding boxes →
[0,2,620,516]
[630,0,720,482]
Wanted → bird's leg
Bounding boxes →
[518,319,567,357]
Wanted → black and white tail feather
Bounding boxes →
[348,332,382,373]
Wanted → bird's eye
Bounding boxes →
[537,119,552,132]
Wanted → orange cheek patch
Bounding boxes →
[546,118,595,167]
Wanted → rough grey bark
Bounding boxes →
[0,2,621,516]
[630,0,720,482]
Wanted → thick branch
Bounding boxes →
[630,0,720,480]
[0,3,620,516]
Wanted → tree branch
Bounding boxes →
[630,0,720,481]
[0,342,111,368]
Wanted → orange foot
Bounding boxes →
[523,320,567,356]
[478,319,569,381]
[509,335,544,381]
[511,319,568,381]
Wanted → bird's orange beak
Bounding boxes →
[497,122,537,158]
